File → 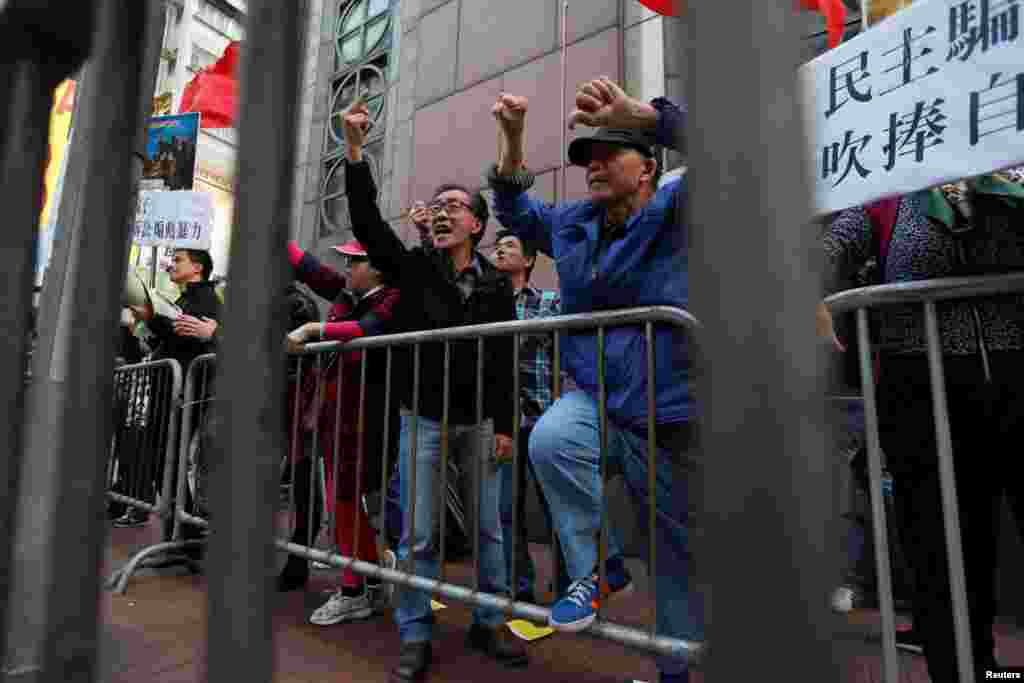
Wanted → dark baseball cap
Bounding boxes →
[567,127,656,166]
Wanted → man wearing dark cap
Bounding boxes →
[488,79,698,683]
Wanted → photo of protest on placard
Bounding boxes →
[142,112,200,191]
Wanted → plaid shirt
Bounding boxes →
[516,286,561,428]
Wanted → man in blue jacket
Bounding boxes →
[488,78,698,683]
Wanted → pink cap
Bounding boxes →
[332,240,367,257]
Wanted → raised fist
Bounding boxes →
[569,77,641,130]
[492,93,528,139]
[342,100,371,149]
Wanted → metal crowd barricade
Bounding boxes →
[109,354,217,593]
[271,304,704,665]
[824,270,1024,683]
[106,359,182,526]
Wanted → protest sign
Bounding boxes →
[800,0,1024,215]
[133,190,214,250]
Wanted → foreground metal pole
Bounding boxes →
[0,0,93,664]
[205,1,303,680]
[923,301,975,683]
[0,62,52,668]
[686,1,838,678]
[34,0,158,678]
[857,309,899,683]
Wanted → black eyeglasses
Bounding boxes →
[344,255,369,267]
[428,199,474,217]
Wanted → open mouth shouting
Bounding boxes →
[432,220,454,245]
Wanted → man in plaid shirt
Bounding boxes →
[492,229,564,604]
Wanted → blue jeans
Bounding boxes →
[529,391,702,676]
[395,413,508,643]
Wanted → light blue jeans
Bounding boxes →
[529,390,702,676]
[394,413,508,643]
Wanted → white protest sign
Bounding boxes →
[132,190,214,249]
[800,0,1024,215]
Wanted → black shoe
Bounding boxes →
[390,641,432,683]
[466,623,528,668]
[112,509,149,528]
[276,556,309,592]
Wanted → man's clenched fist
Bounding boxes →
[492,93,528,140]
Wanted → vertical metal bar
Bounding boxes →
[352,352,369,567]
[288,356,305,537]
[329,354,343,552]
[686,2,837,678]
[405,344,421,577]
[174,361,198,543]
[36,0,155,675]
[857,309,900,683]
[308,354,324,550]
[596,327,609,613]
[144,365,165,505]
[923,300,975,683]
[438,341,451,585]
[160,361,183,517]
[644,322,658,637]
[552,331,562,400]
[379,348,393,536]
[550,330,562,594]
[206,0,303,679]
[0,59,53,662]
[474,336,485,594]
[510,332,522,607]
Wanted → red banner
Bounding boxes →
[637,0,677,17]
[179,41,240,129]
[798,0,847,48]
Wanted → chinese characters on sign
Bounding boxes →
[802,0,1024,214]
[133,190,214,250]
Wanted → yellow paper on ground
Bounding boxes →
[430,600,446,611]
[506,619,554,641]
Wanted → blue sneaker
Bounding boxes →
[549,576,601,632]
[549,559,635,632]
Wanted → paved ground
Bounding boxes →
[99,521,1024,682]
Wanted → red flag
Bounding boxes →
[179,41,240,128]
[637,0,678,17]
[799,0,847,49]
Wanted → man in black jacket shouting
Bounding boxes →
[343,103,524,682]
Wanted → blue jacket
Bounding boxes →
[491,100,691,430]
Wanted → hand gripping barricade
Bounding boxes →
[824,271,1024,683]
[134,305,705,667]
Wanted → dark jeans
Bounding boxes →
[878,352,1024,682]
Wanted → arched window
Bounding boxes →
[319,0,393,237]
[336,0,392,67]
